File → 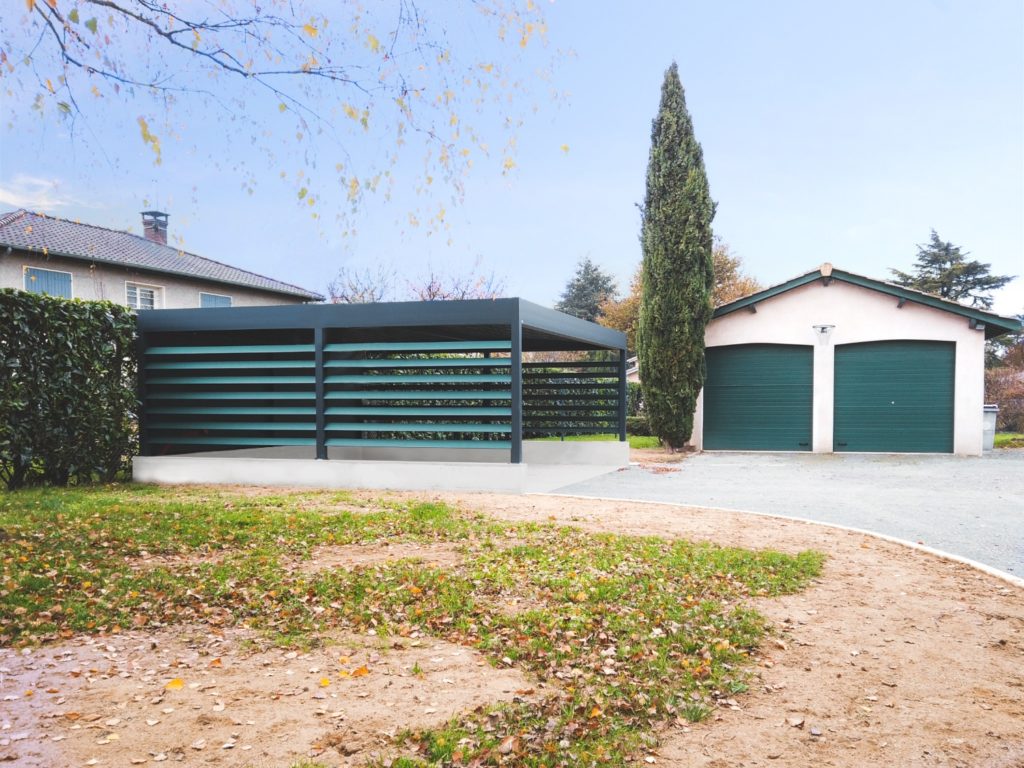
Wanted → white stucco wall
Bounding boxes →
[0,250,311,308]
[692,278,987,456]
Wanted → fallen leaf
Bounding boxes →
[208,658,222,669]
[319,678,330,687]
[164,678,184,691]
[351,666,369,678]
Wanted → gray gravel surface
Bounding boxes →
[550,449,1024,577]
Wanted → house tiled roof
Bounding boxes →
[0,209,323,301]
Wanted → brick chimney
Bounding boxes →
[141,210,169,245]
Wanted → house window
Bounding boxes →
[24,266,73,299]
[200,292,232,308]
[126,282,162,311]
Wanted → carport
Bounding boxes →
[132,298,629,492]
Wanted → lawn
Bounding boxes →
[1,485,822,766]
[537,433,661,449]
[994,432,1024,449]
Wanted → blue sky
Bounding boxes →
[1,0,1022,314]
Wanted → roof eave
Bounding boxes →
[713,269,1021,339]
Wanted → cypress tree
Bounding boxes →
[637,63,715,450]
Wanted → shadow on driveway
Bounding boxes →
[550,450,1024,577]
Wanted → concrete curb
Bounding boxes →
[531,492,1024,590]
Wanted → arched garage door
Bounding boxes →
[833,341,954,453]
[703,344,813,450]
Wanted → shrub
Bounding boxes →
[626,380,644,417]
[626,415,653,436]
[0,289,137,489]
[985,367,1024,433]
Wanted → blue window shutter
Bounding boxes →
[24,268,72,298]
[200,293,232,308]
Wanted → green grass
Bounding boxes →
[0,485,823,766]
[995,432,1024,449]
[534,433,661,449]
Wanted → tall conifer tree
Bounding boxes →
[637,63,715,449]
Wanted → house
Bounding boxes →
[689,263,1022,456]
[0,209,322,308]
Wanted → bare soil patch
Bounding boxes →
[0,625,535,767]
[421,492,1024,768]
[291,541,464,575]
[5,489,1022,767]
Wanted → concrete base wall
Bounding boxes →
[522,440,630,465]
[134,456,529,493]
[133,440,630,493]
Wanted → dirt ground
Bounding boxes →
[2,491,1023,768]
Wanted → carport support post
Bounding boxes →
[511,310,523,464]
[618,349,627,442]
[314,326,327,460]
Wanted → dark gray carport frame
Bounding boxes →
[136,298,628,464]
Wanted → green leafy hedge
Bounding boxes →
[0,289,137,489]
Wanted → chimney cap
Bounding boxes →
[141,210,169,219]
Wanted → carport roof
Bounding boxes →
[714,264,1022,339]
[135,297,628,352]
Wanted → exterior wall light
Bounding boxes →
[812,324,835,345]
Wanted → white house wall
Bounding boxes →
[1,251,308,308]
[693,279,986,456]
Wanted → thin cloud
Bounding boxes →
[0,175,102,211]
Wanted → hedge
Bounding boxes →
[0,289,137,489]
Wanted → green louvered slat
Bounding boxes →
[325,374,510,384]
[154,436,316,446]
[325,341,510,353]
[524,383,619,391]
[146,344,314,355]
[327,438,510,449]
[522,361,620,369]
[326,423,511,433]
[149,422,314,431]
[325,358,511,368]
[703,344,813,451]
[146,391,314,400]
[149,407,316,415]
[147,376,315,385]
[834,341,954,453]
[325,407,511,417]
[523,372,617,380]
[146,360,313,370]
[524,428,618,436]
[325,390,511,400]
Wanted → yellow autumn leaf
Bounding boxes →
[366,33,380,53]
[347,177,360,200]
[319,677,330,687]
[502,156,516,172]
[589,705,602,718]
[560,144,570,154]
[45,78,55,94]
[297,187,307,199]
[278,102,287,112]
[25,0,35,11]
[165,678,184,690]
[343,103,358,120]
[337,669,350,678]
[407,584,422,595]
[302,23,318,38]
[351,665,369,677]
[208,658,222,668]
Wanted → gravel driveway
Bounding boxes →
[550,449,1024,578]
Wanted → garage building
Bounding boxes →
[691,264,1022,456]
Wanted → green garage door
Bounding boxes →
[833,341,954,453]
[704,344,813,451]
